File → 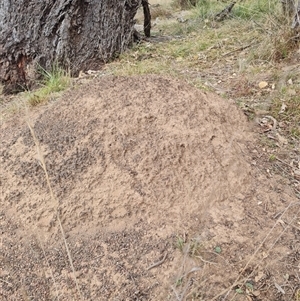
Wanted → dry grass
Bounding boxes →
[26,119,83,301]
[1,1,299,299]
[150,4,173,19]
[271,92,300,139]
[170,201,300,300]
[110,0,300,142]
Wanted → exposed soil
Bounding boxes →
[0,75,299,300]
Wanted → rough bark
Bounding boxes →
[0,0,143,93]
[142,0,151,38]
[292,1,300,28]
[281,0,300,28]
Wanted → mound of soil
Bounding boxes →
[1,75,299,300]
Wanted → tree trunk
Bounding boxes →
[142,0,151,38]
[0,0,143,93]
[292,1,300,28]
[281,0,300,28]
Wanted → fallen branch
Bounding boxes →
[214,2,236,22]
[222,42,256,56]
[265,115,278,132]
[146,252,168,270]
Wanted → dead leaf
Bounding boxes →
[258,81,268,89]
[294,170,300,178]
[279,103,287,114]
[78,70,85,78]
[87,70,98,75]
[255,271,265,282]
[274,282,285,294]
[276,133,288,145]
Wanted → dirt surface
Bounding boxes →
[1,75,299,300]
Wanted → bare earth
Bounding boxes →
[0,75,299,300]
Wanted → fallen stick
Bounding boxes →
[146,252,168,270]
[214,2,236,22]
[222,42,256,56]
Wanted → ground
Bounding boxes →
[0,1,300,301]
[1,75,299,300]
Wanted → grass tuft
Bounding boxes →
[27,65,70,106]
[233,1,276,20]
[251,15,300,62]
[175,236,185,252]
